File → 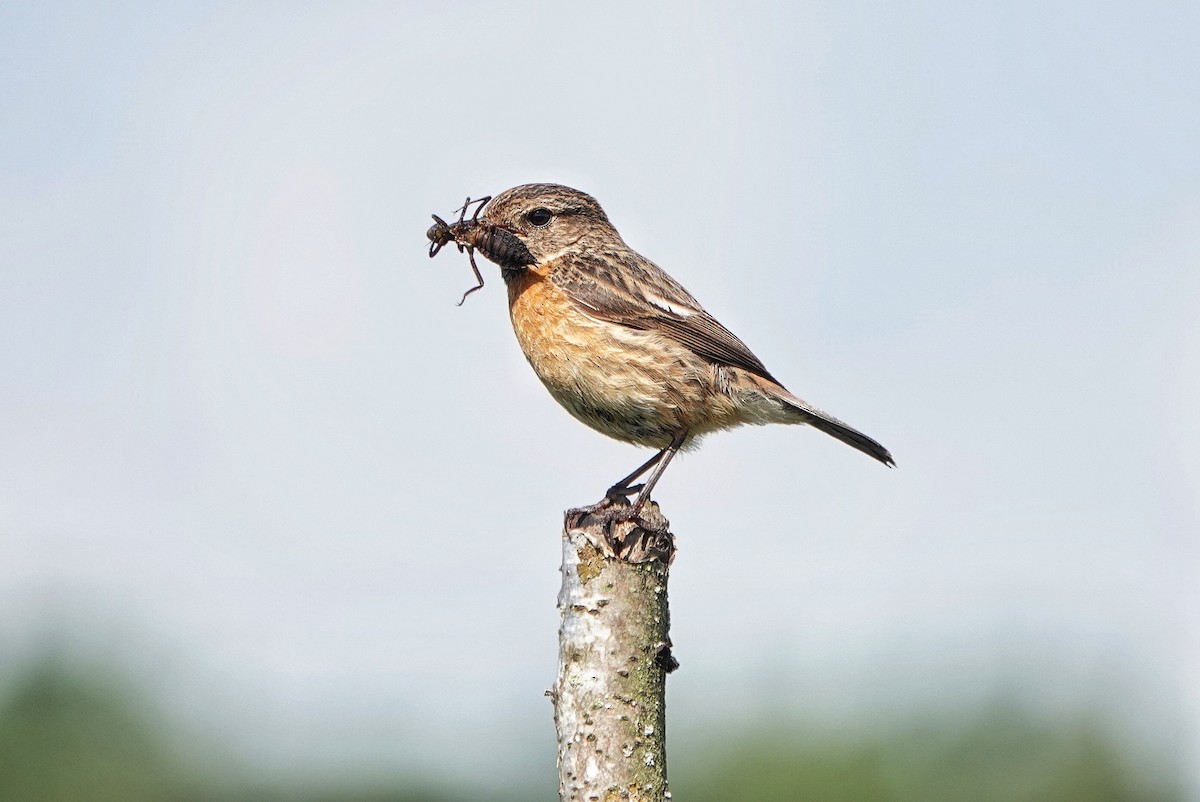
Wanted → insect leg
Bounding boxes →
[456,246,486,306]
[468,196,492,221]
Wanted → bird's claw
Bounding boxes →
[603,483,644,503]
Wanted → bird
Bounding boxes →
[429,183,893,518]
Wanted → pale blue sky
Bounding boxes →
[1,0,1197,789]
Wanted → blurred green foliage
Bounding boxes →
[0,660,191,802]
[672,708,1179,802]
[0,660,1179,802]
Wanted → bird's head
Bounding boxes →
[476,184,621,273]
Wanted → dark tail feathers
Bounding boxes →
[784,397,895,467]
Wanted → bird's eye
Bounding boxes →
[526,208,553,227]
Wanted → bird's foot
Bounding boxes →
[566,487,625,520]
[606,482,644,500]
[565,494,674,564]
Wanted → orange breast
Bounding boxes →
[503,264,717,448]
[505,263,577,370]
[506,263,607,411]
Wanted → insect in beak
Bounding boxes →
[426,195,536,305]
[426,196,491,305]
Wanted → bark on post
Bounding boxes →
[551,497,677,802]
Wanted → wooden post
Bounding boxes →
[550,497,678,802]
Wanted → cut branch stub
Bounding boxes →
[564,498,676,565]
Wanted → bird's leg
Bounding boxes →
[629,429,688,515]
[567,430,688,538]
[604,447,671,501]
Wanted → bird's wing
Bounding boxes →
[552,251,781,384]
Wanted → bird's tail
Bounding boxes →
[776,389,895,467]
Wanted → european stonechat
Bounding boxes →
[427,184,893,515]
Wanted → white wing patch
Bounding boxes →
[643,292,697,318]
